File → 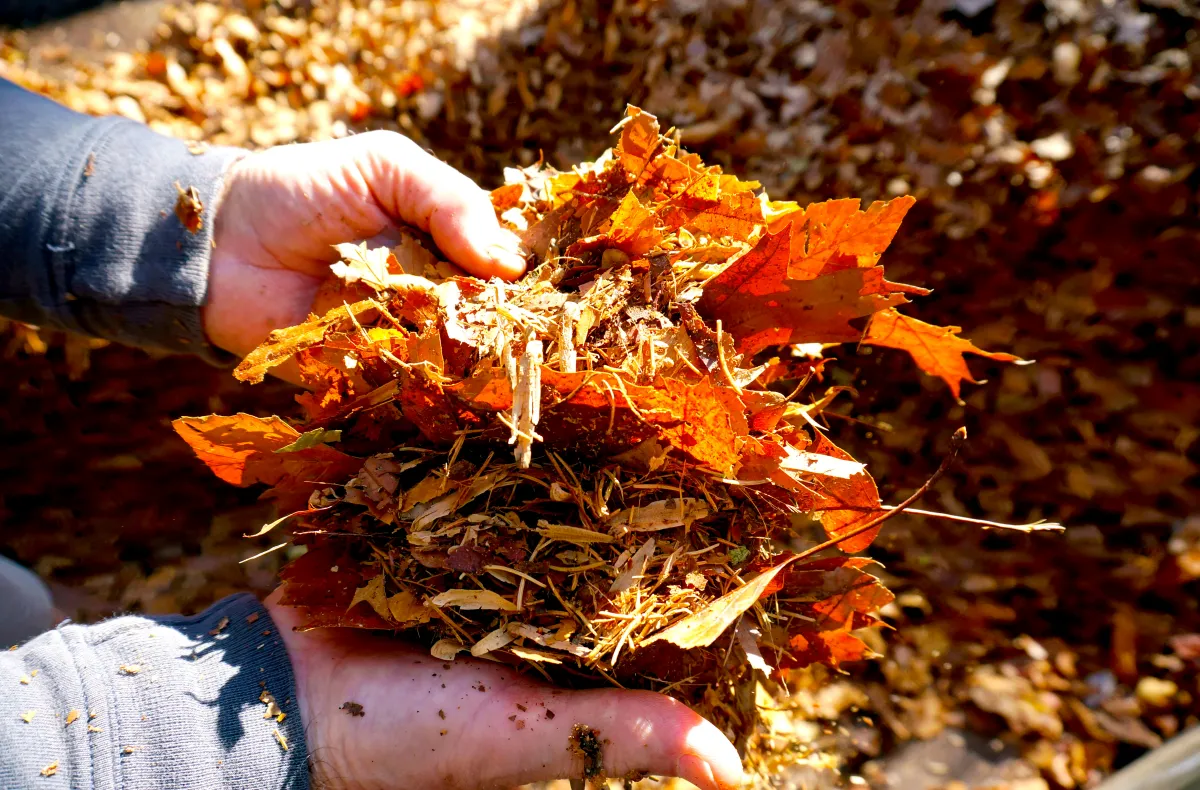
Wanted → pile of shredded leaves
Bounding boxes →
[172,106,1017,776]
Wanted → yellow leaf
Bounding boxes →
[644,557,798,649]
[65,710,79,726]
[331,242,396,292]
[430,589,518,612]
[470,626,516,657]
[347,574,390,620]
[20,710,35,723]
[508,645,564,664]
[387,590,432,623]
[534,521,615,544]
[430,639,467,660]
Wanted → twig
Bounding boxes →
[792,427,968,561]
[879,505,1063,532]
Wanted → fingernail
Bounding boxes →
[487,245,528,279]
[496,227,524,252]
[676,754,719,790]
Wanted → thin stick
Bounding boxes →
[792,427,968,562]
[239,542,288,564]
[880,505,1063,532]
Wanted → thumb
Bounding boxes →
[478,687,746,790]
[354,131,527,281]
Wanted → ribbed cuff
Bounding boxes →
[0,594,309,790]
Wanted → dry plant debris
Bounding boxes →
[172,106,1014,777]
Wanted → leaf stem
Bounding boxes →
[792,427,968,561]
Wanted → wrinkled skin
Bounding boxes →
[202,131,527,374]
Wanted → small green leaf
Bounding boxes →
[275,428,342,453]
[728,545,750,565]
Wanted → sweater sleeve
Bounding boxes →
[0,594,310,790]
[0,77,244,359]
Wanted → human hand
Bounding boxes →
[202,133,526,365]
[264,591,744,790]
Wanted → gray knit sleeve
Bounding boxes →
[0,594,309,790]
[0,77,244,359]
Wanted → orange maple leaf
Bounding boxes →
[656,172,764,241]
[601,191,663,255]
[863,308,1026,399]
[172,414,361,510]
[697,224,926,356]
[789,196,915,280]
[615,104,662,179]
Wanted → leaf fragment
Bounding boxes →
[863,308,1026,398]
[470,626,516,657]
[430,589,518,612]
[275,428,343,453]
[644,557,798,649]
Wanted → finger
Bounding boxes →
[355,131,527,281]
[467,686,745,790]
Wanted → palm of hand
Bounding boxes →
[267,593,740,790]
[202,132,525,363]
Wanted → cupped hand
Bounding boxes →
[265,591,744,790]
[202,132,526,362]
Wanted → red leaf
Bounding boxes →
[697,224,925,356]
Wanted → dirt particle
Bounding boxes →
[516,703,527,711]
[83,153,96,178]
[569,723,604,780]
[209,617,230,636]
[516,718,526,730]
[40,761,58,777]
[478,684,486,692]
[438,709,445,719]
[340,701,365,717]
[246,613,260,625]
[118,664,141,675]
[546,709,556,720]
